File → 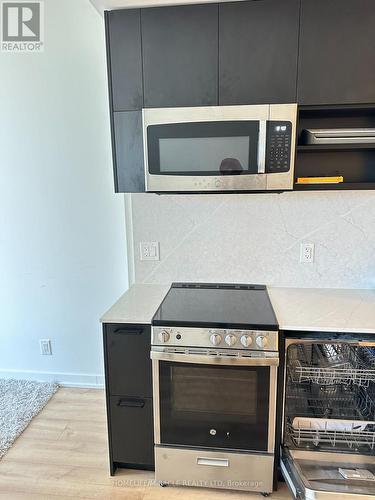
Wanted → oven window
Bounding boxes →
[147,121,259,176]
[159,361,270,451]
[172,365,257,418]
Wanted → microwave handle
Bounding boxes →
[258,120,267,174]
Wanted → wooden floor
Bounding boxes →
[0,388,292,499]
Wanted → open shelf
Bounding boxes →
[295,182,375,191]
[294,104,375,190]
[297,144,375,152]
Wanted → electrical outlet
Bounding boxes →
[39,339,52,355]
[140,241,160,261]
[300,243,315,263]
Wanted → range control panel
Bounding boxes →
[152,326,278,352]
[265,121,292,173]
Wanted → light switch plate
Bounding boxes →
[140,241,160,261]
[39,339,52,355]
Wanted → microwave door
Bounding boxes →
[144,121,266,192]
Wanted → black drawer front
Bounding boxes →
[110,396,154,466]
[105,323,152,398]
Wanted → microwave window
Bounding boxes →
[147,121,260,176]
[159,136,250,174]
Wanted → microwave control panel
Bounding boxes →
[265,121,292,173]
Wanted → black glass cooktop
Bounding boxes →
[152,283,278,330]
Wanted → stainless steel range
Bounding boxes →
[151,283,279,495]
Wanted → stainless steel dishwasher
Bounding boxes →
[280,332,375,499]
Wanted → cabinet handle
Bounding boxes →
[117,398,145,408]
[113,328,144,336]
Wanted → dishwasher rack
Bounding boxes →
[284,382,375,451]
[286,383,375,420]
[289,344,375,387]
[286,421,375,451]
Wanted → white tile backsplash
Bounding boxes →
[129,191,375,288]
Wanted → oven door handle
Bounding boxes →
[151,350,279,366]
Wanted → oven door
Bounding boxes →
[143,105,269,192]
[151,350,278,453]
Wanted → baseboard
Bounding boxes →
[0,369,105,388]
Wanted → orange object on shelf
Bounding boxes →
[296,176,344,184]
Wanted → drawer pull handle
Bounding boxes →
[113,328,143,336]
[197,457,229,467]
[118,398,145,408]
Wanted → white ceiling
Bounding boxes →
[90,0,243,15]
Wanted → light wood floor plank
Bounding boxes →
[0,388,292,499]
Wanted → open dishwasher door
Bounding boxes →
[280,334,375,499]
[281,449,375,500]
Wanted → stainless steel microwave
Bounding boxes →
[142,104,297,193]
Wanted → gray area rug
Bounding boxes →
[0,379,58,459]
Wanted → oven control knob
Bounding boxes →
[240,335,253,347]
[256,335,268,348]
[225,334,237,346]
[209,333,222,346]
[158,330,170,343]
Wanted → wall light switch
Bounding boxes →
[40,339,52,355]
[300,242,315,264]
[140,241,160,261]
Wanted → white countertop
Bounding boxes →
[101,284,375,333]
[268,286,375,334]
[100,284,170,324]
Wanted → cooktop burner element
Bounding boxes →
[152,282,278,330]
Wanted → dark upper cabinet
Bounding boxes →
[141,4,218,108]
[105,1,375,193]
[298,0,375,105]
[219,0,300,105]
[106,9,143,111]
[113,111,144,192]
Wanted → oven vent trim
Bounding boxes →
[152,346,278,358]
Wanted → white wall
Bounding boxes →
[0,0,127,387]
[129,191,375,289]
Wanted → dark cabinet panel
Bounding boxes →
[105,323,152,398]
[107,9,143,111]
[113,111,144,193]
[298,0,375,105]
[219,0,300,105]
[141,4,218,107]
[110,396,154,467]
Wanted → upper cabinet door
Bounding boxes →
[219,0,300,105]
[298,0,375,105]
[106,9,143,111]
[141,4,218,108]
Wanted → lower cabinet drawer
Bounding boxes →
[110,396,154,467]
